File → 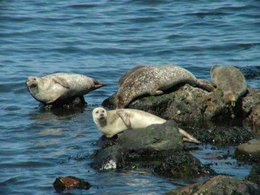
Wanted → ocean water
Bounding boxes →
[0,0,259,194]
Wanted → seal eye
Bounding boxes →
[96,111,99,114]
[101,110,104,113]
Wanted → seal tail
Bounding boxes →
[93,79,106,89]
[178,128,201,144]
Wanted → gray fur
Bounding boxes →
[210,65,247,106]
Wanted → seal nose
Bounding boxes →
[100,113,104,117]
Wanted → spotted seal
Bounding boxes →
[26,73,105,104]
[116,65,214,108]
[210,65,247,106]
[92,107,201,144]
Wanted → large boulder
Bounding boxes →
[167,175,259,195]
[91,121,214,179]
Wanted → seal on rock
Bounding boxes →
[26,73,105,104]
[92,107,201,144]
[116,65,214,108]
[210,65,247,106]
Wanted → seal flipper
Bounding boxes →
[178,128,201,144]
[116,110,131,128]
[196,79,215,92]
[93,79,106,89]
[53,77,70,89]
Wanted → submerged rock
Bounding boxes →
[167,175,259,195]
[235,139,260,163]
[53,176,91,192]
[91,121,214,179]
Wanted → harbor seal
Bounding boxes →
[92,107,201,144]
[210,65,247,106]
[26,73,105,104]
[116,65,214,108]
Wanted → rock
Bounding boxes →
[242,89,260,136]
[91,121,214,179]
[167,175,259,195]
[246,104,260,137]
[242,89,260,116]
[247,164,260,185]
[43,95,86,110]
[190,124,253,146]
[103,85,257,146]
[154,151,215,178]
[117,120,183,151]
[53,176,91,192]
[235,139,260,163]
[103,82,260,128]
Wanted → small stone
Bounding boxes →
[53,176,91,192]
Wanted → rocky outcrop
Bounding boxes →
[103,85,257,145]
[167,175,259,195]
[103,85,259,127]
[91,121,214,178]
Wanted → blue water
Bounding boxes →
[0,0,259,194]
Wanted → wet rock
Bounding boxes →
[242,89,260,116]
[247,164,260,185]
[235,139,260,163]
[103,85,221,125]
[103,82,259,128]
[190,124,253,146]
[167,175,259,195]
[103,85,258,146]
[91,121,214,178]
[43,95,86,110]
[245,103,260,137]
[53,176,91,192]
[154,151,215,178]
